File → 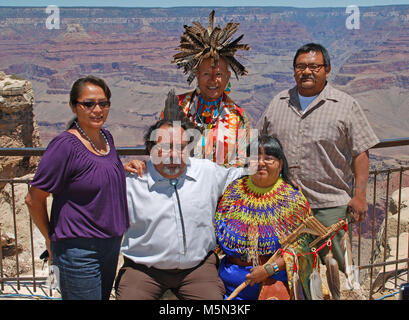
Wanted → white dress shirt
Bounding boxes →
[121,157,244,269]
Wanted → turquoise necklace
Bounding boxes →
[196,94,222,129]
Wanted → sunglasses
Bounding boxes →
[76,100,111,110]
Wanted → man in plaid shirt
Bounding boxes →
[257,43,379,272]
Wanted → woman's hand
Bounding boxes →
[245,265,269,286]
[246,256,286,286]
[25,186,52,260]
[45,238,52,262]
[124,159,146,177]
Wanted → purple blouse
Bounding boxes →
[30,129,129,242]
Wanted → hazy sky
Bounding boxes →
[3,0,409,7]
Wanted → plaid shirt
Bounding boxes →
[257,84,379,209]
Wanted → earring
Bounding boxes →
[224,82,231,95]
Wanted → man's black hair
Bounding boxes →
[293,43,331,69]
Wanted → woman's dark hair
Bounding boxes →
[67,75,111,129]
[292,43,331,70]
[248,135,292,186]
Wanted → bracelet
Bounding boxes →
[264,262,280,276]
[272,262,280,274]
[264,264,275,276]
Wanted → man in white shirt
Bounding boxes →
[115,117,244,300]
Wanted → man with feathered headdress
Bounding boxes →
[169,10,251,167]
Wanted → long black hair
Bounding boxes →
[248,135,292,186]
[67,75,111,129]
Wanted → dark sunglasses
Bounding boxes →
[76,100,111,109]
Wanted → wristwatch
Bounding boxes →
[264,262,280,276]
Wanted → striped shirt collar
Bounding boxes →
[281,83,340,106]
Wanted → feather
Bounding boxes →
[222,34,245,50]
[291,252,305,300]
[218,21,238,45]
[184,25,204,38]
[210,27,222,48]
[162,89,186,122]
[223,56,247,79]
[186,71,196,85]
[309,269,324,300]
[325,252,341,300]
[260,117,270,136]
[219,24,240,47]
[340,232,360,290]
[180,33,204,49]
[292,272,305,300]
[207,10,215,35]
[192,21,207,36]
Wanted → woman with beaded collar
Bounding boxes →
[25,76,129,300]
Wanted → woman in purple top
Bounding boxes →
[25,76,129,300]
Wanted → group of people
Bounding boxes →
[25,11,379,300]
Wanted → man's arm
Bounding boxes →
[348,150,370,223]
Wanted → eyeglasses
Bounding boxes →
[157,144,187,154]
[76,100,111,110]
[295,64,325,72]
[250,156,277,164]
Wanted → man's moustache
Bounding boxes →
[300,75,315,81]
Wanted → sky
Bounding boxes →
[2,0,409,8]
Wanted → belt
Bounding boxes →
[227,255,271,267]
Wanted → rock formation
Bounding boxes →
[0,73,45,281]
[0,71,42,189]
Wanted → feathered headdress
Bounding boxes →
[172,10,250,85]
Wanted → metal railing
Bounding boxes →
[1,137,409,300]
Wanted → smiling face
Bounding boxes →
[250,147,283,188]
[294,50,331,97]
[70,82,109,130]
[196,57,231,102]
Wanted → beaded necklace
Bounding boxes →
[195,94,223,129]
[74,121,110,156]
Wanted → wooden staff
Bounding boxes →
[226,216,346,300]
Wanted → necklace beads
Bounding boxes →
[74,121,110,156]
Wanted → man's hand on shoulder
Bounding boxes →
[124,159,146,177]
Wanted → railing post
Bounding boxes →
[382,170,391,292]
[394,167,403,288]
[27,182,37,293]
[0,223,4,291]
[369,171,377,299]
[11,182,21,290]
